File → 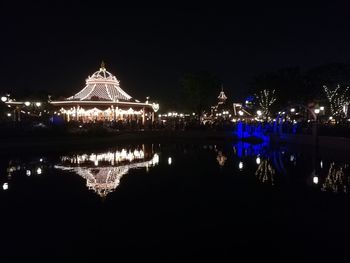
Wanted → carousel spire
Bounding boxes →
[100,60,106,70]
[218,85,227,104]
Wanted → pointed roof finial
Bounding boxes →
[218,85,227,104]
[100,60,106,70]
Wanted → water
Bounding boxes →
[0,142,349,261]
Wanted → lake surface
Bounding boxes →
[1,142,349,261]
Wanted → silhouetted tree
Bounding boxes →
[181,71,221,114]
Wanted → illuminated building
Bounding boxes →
[3,62,159,123]
[50,62,159,124]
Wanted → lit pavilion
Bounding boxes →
[50,62,159,123]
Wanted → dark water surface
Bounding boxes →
[1,142,349,261]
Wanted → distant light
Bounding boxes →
[7,113,11,117]
[256,110,262,116]
[26,170,31,176]
[35,102,41,107]
[94,160,98,166]
[158,114,162,117]
[2,183,8,190]
[36,167,42,175]
[168,112,172,117]
[39,158,43,162]
[168,157,172,165]
[245,100,249,104]
[314,109,320,114]
[320,106,324,111]
[192,112,195,116]
[256,157,261,165]
[313,176,319,184]
[290,155,295,162]
[329,116,333,120]
[238,110,244,116]
[320,160,323,169]
[1,96,7,102]
[290,108,295,112]
[24,101,31,107]
[238,161,243,170]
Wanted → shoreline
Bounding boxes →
[1,130,350,154]
[0,130,241,153]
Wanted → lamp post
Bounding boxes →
[313,108,320,146]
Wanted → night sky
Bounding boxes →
[1,2,350,107]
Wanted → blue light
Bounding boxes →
[234,121,270,142]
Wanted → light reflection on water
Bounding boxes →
[55,147,160,198]
[1,142,349,197]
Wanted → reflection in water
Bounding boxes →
[54,146,159,198]
[255,158,276,185]
[238,161,243,170]
[1,142,349,198]
[321,163,349,194]
[2,182,8,190]
[216,151,227,167]
[2,159,46,191]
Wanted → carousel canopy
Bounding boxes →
[67,62,132,101]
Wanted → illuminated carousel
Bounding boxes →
[50,62,159,123]
[54,146,159,198]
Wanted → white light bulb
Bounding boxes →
[168,157,172,165]
[2,183,8,190]
[256,157,261,165]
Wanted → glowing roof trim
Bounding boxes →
[68,64,132,101]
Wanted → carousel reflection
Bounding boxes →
[54,145,159,198]
[216,151,227,167]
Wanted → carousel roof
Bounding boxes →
[67,62,132,101]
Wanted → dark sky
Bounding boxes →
[1,2,350,106]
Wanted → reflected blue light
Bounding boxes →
[234,121,270,142]
[233,141,269,158]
